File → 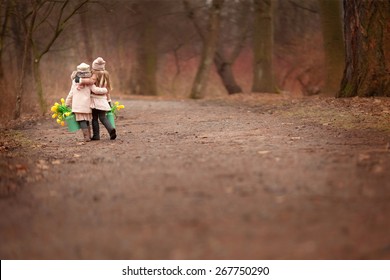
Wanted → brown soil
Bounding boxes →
[1,94,390,259]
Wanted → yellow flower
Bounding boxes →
[56,118,61,124]
[51,106,57,112]
[54,102,60,107]
[118,105,125,109]
[61,121,65,126]
[115,101,119,106]
[61,98,65,104]
[64,112,71,117]
[52,113,58,119]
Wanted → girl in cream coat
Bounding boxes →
[65,63,108,142]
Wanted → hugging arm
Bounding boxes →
[78,73,97,86]
[91,84,108,95]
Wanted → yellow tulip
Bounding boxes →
[115,101,119,106]
[118,105,125,109]
[61,98,65,104]
[51,106,57,112]
[61,121,65,126]
[52,113,58,119]
[56,118,61,124]
[65,112,71,117]
[54,102,60,107]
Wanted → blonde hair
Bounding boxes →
[93,70,112,91]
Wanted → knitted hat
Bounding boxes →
[92,57,106,71]
[77,62,90,72]
[76,62,92,78]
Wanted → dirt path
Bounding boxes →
[1,96,390,259]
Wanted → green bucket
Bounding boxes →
[106,111,116,128]
[65,114,80,132]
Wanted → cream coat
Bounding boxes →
[65,80,107,113]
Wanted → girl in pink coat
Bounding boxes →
[65,63,108,142]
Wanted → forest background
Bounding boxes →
[1,0,389,119]
[0,0,346,121]
[2,0,390,260]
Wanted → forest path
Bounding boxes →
[1,96,390,259]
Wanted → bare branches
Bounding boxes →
[288,0,318,14]
[182,0,206,41]
[34,1,55,32]
[36,0,89,60]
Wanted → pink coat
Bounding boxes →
[65,81,107,113]
[90,92,111,111]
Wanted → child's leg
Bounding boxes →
[86,121,91,140]
[98,110,116,140]
[78,120,90,142]
[91,109,100,140]
[78,120,88,129]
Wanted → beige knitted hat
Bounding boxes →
[77,63,90,72]
[92,57,106,71]
[76,62,92,78]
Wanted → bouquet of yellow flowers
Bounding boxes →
[110,101,125,116]
[51,98,72,126]
[106,101,125,128]
[50,98,79,132]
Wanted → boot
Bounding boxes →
[100,114,116,140]
[91,118,100,140]
[81,128,91,142]
[109,128,117,140]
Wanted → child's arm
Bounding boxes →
[90,84,108,95]
[65,88,73,107]
[78,73,97,86]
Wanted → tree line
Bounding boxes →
[0,0,389,120]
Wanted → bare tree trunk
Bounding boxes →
[319,0,344,96]
[32,58,47,113]
[132,1,158,96]
[0,0,11,79]
[136,18,158,95]
[252,0,275,93]
[214,1,250,95]
[10,1,27,73]
[339,0,390,97]
[14,46,27,120]
[14,3,36,120]
[79,6,93,63]
[190,0,223,99]
[214,53,242,94]
[184,0,242,95]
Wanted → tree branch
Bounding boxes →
[288,0,318,14]
[37,0,89,60]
